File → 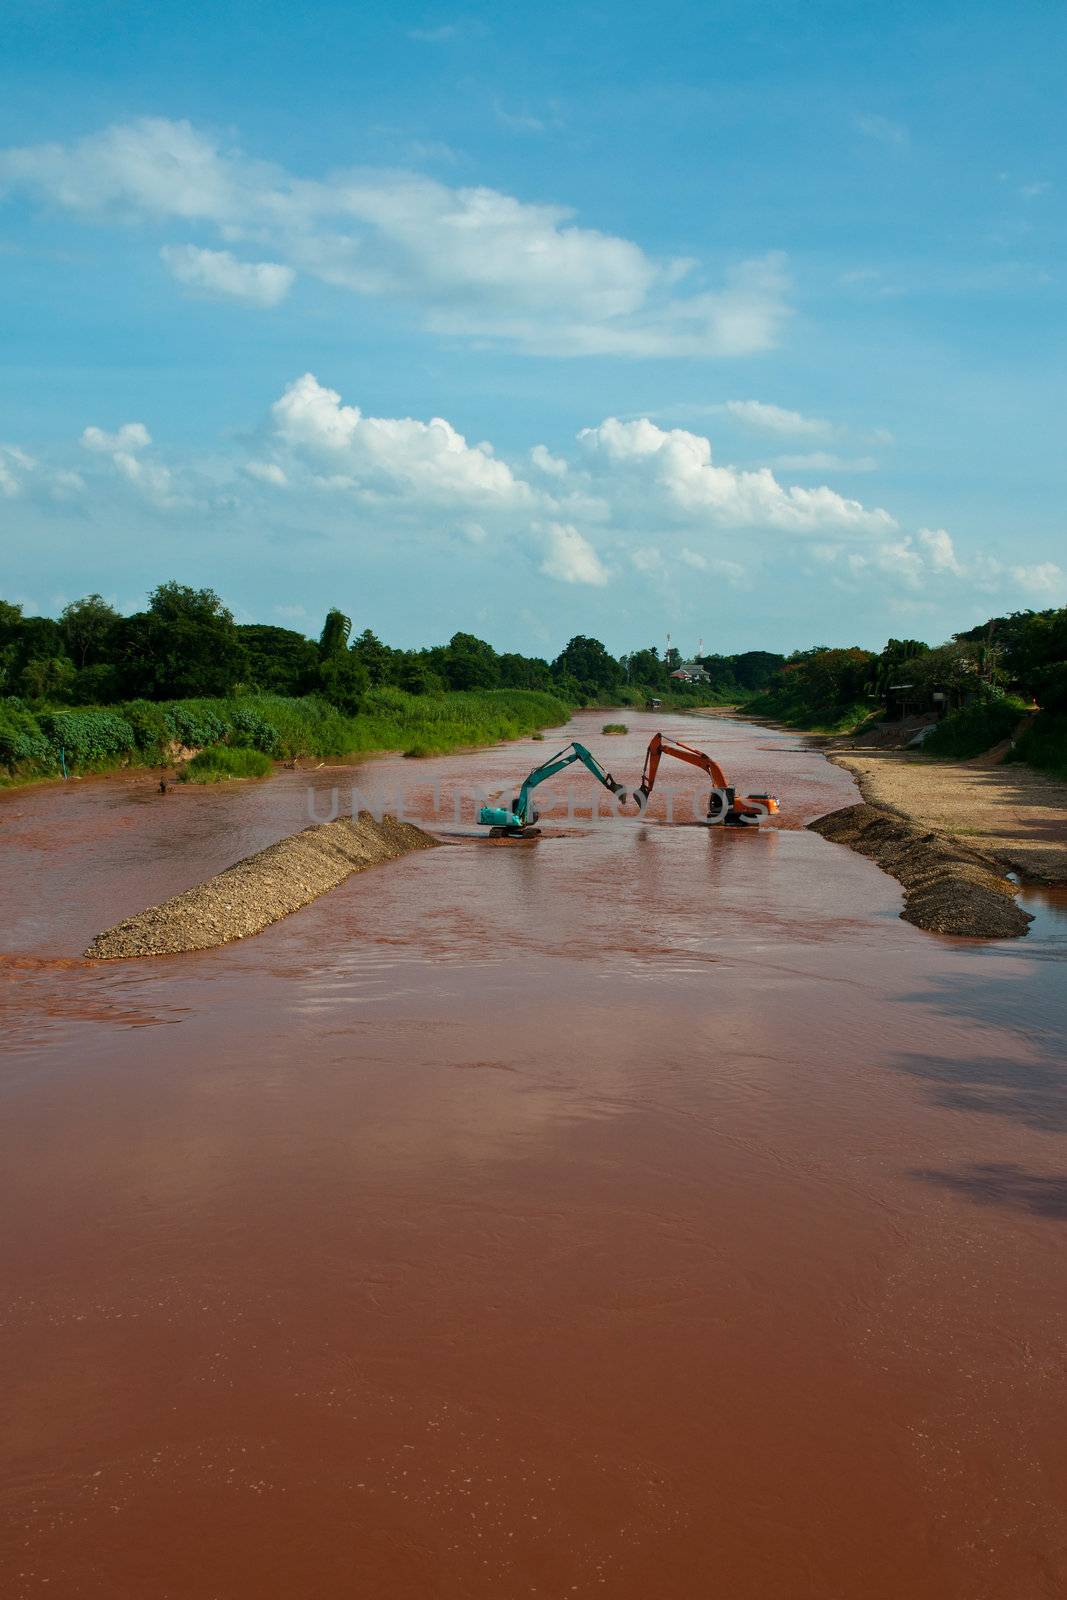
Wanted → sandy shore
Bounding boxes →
[829,748,1067,883]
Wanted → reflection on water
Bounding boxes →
[1017,881,1067,943]
[1,710,1066,1600]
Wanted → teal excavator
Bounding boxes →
[478,741,627,838]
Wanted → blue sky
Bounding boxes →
[0,0,1063,657]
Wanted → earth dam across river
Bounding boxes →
[2,710,1065,1598]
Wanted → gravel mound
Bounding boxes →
[809,802,1033,939]
[86,812,439,960]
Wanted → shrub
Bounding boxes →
[120,699,178,757]
[37,709,136,766]
[179,746,273,782]
[602,723,628,735]
[923,696,1025,761]
[0,699,51,769]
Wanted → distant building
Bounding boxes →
[669,661,710,683]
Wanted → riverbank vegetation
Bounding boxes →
[748,607,1067,776]
[0,582,765,781]
[179,746,274,783]
[2,580,1063,782]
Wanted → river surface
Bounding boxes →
[2,711,1066,1599]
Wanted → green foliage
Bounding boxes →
[0,699,52,768]
[922,696,1026,760]
[59,594,120,667]
[318,609,352,656]
[1005,711,1067,779]
[602,723,628,734]
[316,650,369,714]
[38,708,137,765]
[111,583,248,700]
[238,624,318,695]
[18,654,76,702]
[750,646,876,728]
[553,634,621,695]
[179,745,273,782]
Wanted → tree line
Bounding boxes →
[0,582,787,712]
[755,610,1067,726]
[1,581,1063,728]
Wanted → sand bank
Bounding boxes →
[85,812,439,959]
[809,802,1032,938]
[830,747,1067,883]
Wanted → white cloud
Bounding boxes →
[80,419,176,504]
[540,522,609,586]
[1,443,83,501]
[530,444,568,477]
[1010,561,1064,596]
[0,118,792,358]
[112,451,174,500]
[10,388,1057,614]
[244,459,288,486]
[774,452,878,473]
[81,422,151,453]
[725,400,833,438]
[918,527,964,576]
[161,244,295,307]
[270,372,528,504]
[577,416,895,536]
[274,603,308,619]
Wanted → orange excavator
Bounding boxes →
[631,732,780,827]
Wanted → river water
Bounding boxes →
[2,711,1065,1599]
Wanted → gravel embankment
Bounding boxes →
[829,747,1067,882]
[86,813,439,960]
[809,802,1032,938]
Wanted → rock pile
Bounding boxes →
[86,812,439,959]
[809,802,1033,939]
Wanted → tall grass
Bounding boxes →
[179,746,273,782]
[0,687,572,781]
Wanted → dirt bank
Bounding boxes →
[809,802,1032,938]
[85,812,439,959]
[829,748,1067,883]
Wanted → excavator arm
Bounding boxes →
[479,742,626,835]
[633,732,779,827]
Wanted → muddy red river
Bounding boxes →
[2,711,1065,1599]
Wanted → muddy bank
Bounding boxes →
[810,802,1032,938]
[85,812,439,959]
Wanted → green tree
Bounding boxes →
[351,628,396,686]
[622,647,664,687]
[552,635,620,694]
[316,650,369,714]
[113,582,247,699]
[59,594,120,668]
[18,654,76,703]
[238,624,319,695]
[318,609,352,657]
[439,631,498,691]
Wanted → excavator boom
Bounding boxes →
[479,741,626,835]
[633,732,779,827]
